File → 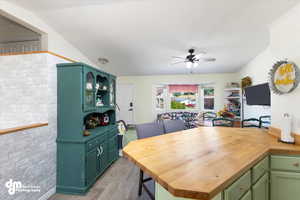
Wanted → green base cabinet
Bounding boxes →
[155,155,300,200]
[270,155,300,200]
[252,173,269,200]
[224,171,251,200]
[240,190,251,200]
[56,63,118,195]
[155,183,222,200]
[271,171,300,200]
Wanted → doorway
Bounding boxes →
[116,84,135,126]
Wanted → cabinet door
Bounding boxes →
[224,171,251,200]
[97,142,108,175]
[83,70,96,111]
[253,173,269,200]
[240,190,251,200]
[271,171,300,200]
[86,149,97,186]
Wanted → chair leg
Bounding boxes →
[138,169,143,196]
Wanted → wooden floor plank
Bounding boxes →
[49,158,153,200]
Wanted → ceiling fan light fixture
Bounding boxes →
[193,62,199,68]
[186,61,193,69]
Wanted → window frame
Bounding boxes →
[153,84,215,113]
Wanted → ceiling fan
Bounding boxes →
[171,48,216,68]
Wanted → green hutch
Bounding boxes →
[56,62,118,194]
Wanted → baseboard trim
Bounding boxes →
[38,187,56,200]
[269,126,300,145]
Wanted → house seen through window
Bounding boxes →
[169,85,198,110]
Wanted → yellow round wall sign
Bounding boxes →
[269,60,300,95]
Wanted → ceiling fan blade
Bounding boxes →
[172,56,186,60]
[201,57,216,62]
[171,61,186,65]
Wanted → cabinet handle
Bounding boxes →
[100,146,104,155]
[293,162,300,167]
[239,187,244,191]
[97,147,101,157]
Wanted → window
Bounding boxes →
[153,84,215,112]
[203,87,215,110]
[169,85,198,110]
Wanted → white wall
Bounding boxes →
[239,2,300,134]
[0,0,96,66]
[117,73,237,124]
[239,48,272,121]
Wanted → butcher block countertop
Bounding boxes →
[123,127,300,200]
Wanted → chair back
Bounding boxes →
[212,118,234,127]
[163,120,185,134]
[259,115,271,129]
[136,122,165,139]
[242,118,260,128]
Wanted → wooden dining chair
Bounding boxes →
[242,118,261,128]
[212,118,234,127]
[259,115,271,129]
[136,122,165,200]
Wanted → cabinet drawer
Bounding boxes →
[252,156,269,183]
[86,134,107,152]
[108,129,118,138]
[240,190,251,200]
[95,134,107,144]
[271,155,300,172]
[224,170,251,200]
[86,139,98,151]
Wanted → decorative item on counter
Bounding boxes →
[269,60,300,95]
[279,113,295,144]
[85,117,98,129]
[102,85,108,91]
[96,94,104,106]
[83,130,91,136]
[100,113,110,126]
[96,81,107,91]
[241,76,252,89]
[217,107,236,119]
[96,83,100,90]
[86,82,93,90]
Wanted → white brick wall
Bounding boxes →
[0,53,69,200]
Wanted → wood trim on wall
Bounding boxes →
[0,51,77,63]
[0,123,48,136]
[269,126,300,145]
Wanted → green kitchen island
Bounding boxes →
[123,127,300,200]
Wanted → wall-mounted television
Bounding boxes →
[244,83,271,106]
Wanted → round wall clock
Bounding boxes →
[269,60,300,95]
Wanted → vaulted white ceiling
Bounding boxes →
[8,0,300,75]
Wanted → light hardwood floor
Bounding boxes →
[49,157,154,200]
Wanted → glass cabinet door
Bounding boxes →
[109,78,116,106]
[84,71,95,111]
